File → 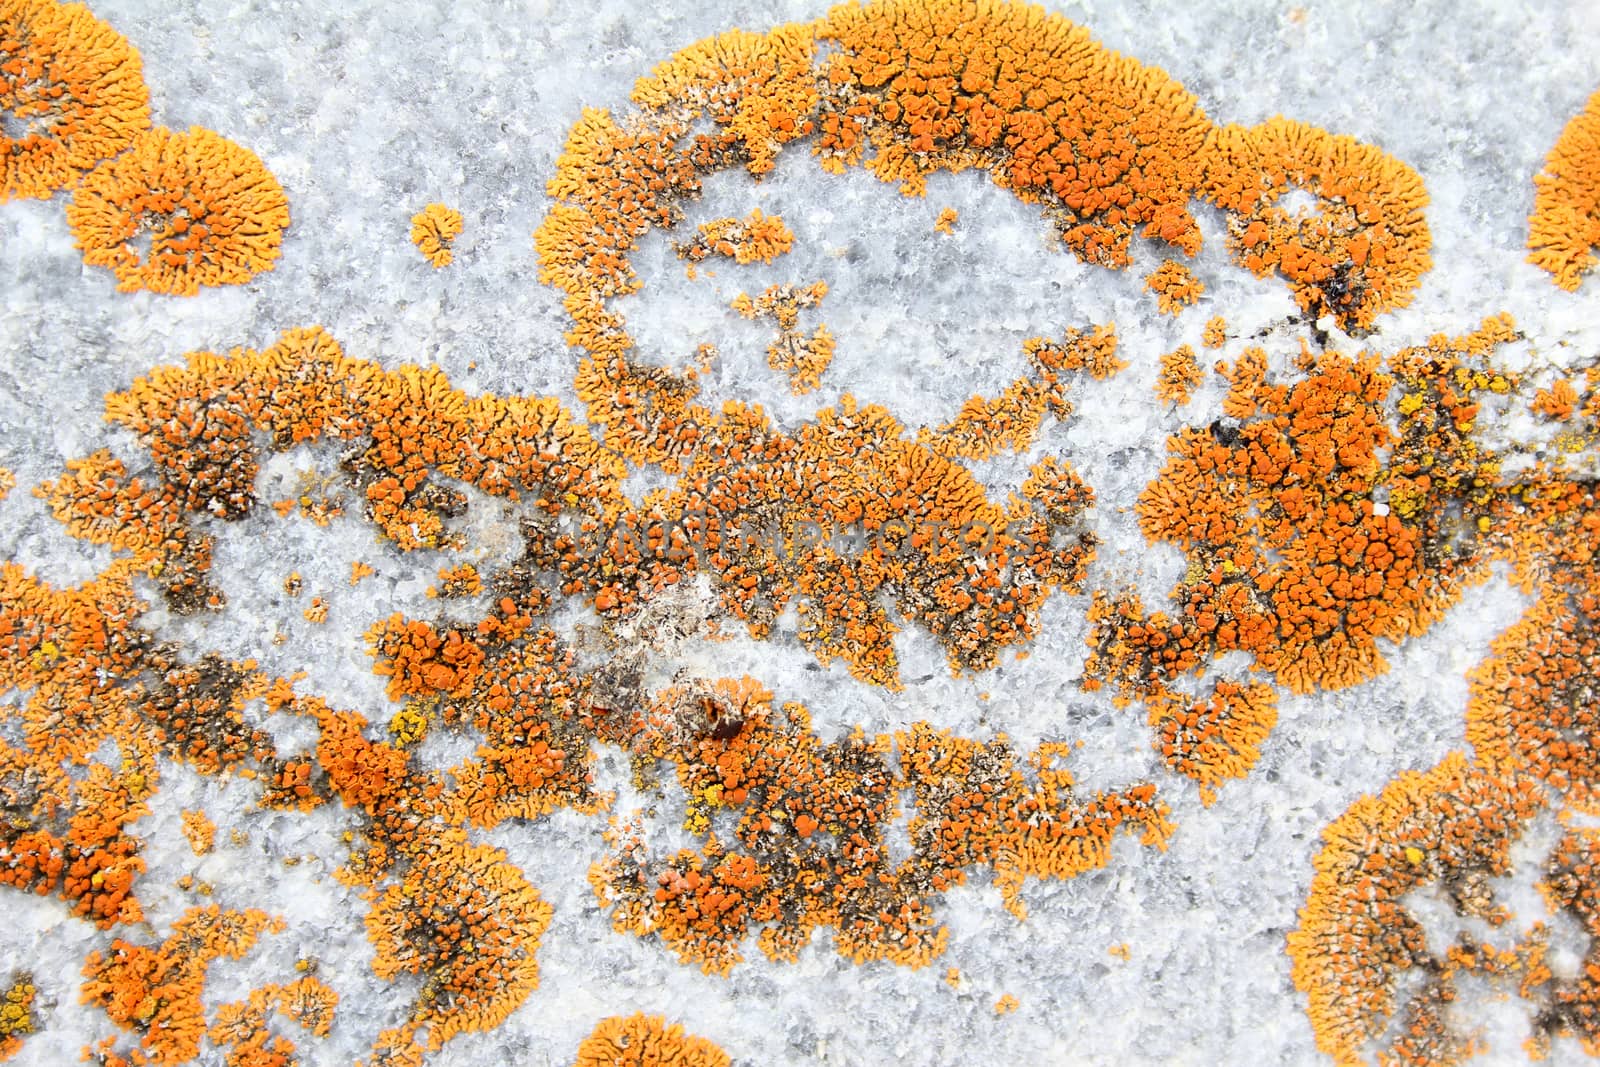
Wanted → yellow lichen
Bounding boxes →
[179,809,214,856]
[410,202,463,268]
[0,972,35,1062]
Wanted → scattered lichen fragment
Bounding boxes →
[410,202,463,268]
[1155,344,1203,405]
[675,208,793,264]
[179,809,214,855]
[1145,260,1203,316]
[429,562,482,599]
[730,280,835,394]
[208,975,338,1066]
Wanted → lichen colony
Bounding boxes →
[2,0,1599,1063]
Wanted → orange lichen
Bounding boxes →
[731,281,835,394]
[1530,828,1600,1058]
[366,836,551,1051]
[675,208,793,264]
[11,7,1600,1063]
[0,468,12,500]
[31,448,205,608]
[934,206,958,234]
[1144,677,1277,805]
[923,325,1120,462]
[0,561,158,926]
[350,560,374,585]
[534,0,1434,420]
[628,23,818,178]
[1527,366,1600,467]
[530,392,1098,687]
[1101,318,1517,700]
[0,0,150,201]
[366,614,487,701]
[1280,742,1600,1067]
[898,724,1172,921]
[1292,438,1600,1058]
[1201,117,1431,330]
[1075,317,1533,811]
[428,562,483,599]
[209,975,337,1067]
[81,904,282,1065]
[67,125,290,295]
[1286,754,1562,1066]
[1466,471,1600,811]
[1023,323,1125,381]
[1145,260,1203,316]
[573,1014,730,1067]
[409,202,462,268]
[519,0,1455,758]
[1201,315,1228,349]
[179,809,214,855]
[1528,88,1600,291]
[1465,592,1600,809]
[9,310,1126,1004]
[1154,344,1202,405]
[1533,376,1580,420]
[301,596,327,624]
[81,324,622,562]
[816,0,1211,257]
[994,993,1019,1015]
[590,678,1169,969]
[924,376,1055,461]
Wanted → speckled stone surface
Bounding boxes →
[2,1,1598,1064]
